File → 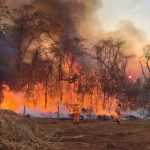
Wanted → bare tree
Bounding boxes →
[1,4,61,90]
[139,45,150,110]
[139,45,150,84]
[93,39,131,108]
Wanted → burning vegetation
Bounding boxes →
[0,1,150,150]
[0,0,149,118]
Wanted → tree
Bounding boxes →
[93,39,131,108]
[0,4,61,90]
[139,45,150,110]
[140,45,150,85]
[48,37,86,101]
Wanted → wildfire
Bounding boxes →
[1,84,25,112]
[0,82,117,117]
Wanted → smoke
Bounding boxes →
[5,0,148,51]
[4,0,149,76]
[5,0,102,40]
[33,0,101,38]
[5,0,32,7]
[106,21,148,77]
[0,0,6,5]
[107,21,148,56]
[0,32,17,87]
[32,0,102,69]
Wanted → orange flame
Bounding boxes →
[0,83,117,117]
[0,61,117,117]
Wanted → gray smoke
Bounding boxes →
[0,32,17,87]
[0,0,6,5]
[34,0,101,38]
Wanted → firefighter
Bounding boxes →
[73,104,80,124]
[115,103,122,124]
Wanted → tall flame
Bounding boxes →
[0,83,117,117]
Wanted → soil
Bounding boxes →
[1,110,150,150]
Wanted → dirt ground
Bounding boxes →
[1,111,150,150]
[35,119,150,150]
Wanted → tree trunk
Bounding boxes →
[89,93,93,119]
[58,104,60,118]
[23,105,26,115]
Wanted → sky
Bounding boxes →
[96,0,150,38]
[92,0,150,77]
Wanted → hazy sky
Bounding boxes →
[96,0,150,38]
[92,0,150,77]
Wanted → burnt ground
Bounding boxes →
[1,110,150,150]
[35,119,150,150]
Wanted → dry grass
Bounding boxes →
[0,109,60,150]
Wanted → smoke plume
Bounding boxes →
[34,0,102,38]
[4,0,149,76]
[0,32,17,87]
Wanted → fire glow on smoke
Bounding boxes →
[1,84,117,117]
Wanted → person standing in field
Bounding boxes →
[73,104,80,124]
[115,103,122,124]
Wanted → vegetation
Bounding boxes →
[0,4,149,113]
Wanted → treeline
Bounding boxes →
[0,4,150,112]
